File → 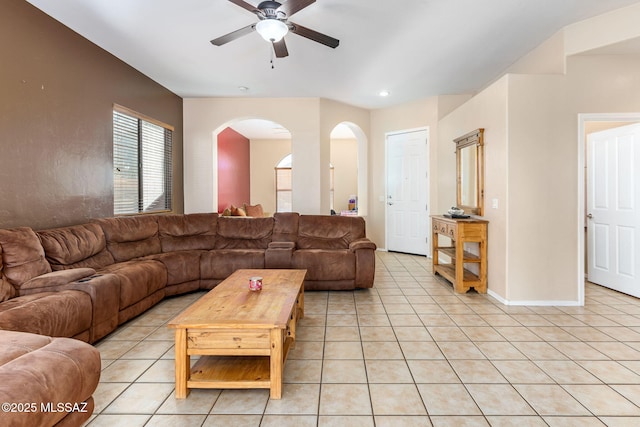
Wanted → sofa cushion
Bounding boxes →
[0,330,100,427]
[145,251,201,286]
[0,290,92,338]
[96,216,161,262]
[157,213,217,252]
[272,212,299,244]
[100,259,167,310]
[201,249,265,280]
[37,223,115,270]
[215,217,274,249]
[297,215,366,249]
[292,249,356,281]
[0,227,52,289]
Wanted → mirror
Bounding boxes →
[454,128,484,216]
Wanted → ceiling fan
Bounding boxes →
[210,0,339,58]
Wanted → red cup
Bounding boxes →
[249,276,263,291]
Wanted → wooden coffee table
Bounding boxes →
[168,269,306,399]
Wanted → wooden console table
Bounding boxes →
[431,215,488,293]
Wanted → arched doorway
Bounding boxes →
[214,118,291,215]
[330,122,368,216]
[275,154,335,213]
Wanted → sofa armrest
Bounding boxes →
[67,273,120,342]
[349,238,377,252]
[266,241,295,269]
[18,268,96,295]
[350,239,376,288]
[16,270,120,343]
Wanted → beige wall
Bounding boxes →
[248,137,358,215]
[439,78,509,299]
[564,2,640,56]
[331,139,358,212]
[183,6,640,305]
[184,98,317,214]
[507,74,574,302]
[368,95,471,249]
[319,99,371,216]
[183,98,369,218]
[435,1,640,305]
[249,139,291,215]
[439,54,640,304]
[369,98,436,249]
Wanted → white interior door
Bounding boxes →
[386,129,428,255]
[587,123,640,297]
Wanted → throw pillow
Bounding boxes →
[231,206,247,216]
[244,203,264,217]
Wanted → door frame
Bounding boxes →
[384,126,430,255]
[578,113,640,305]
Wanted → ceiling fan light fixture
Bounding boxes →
[255,19,288,42]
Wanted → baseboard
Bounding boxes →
[487,289,581,306]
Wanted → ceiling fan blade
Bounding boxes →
[228,0,261,15]
[273,39,289,58]
[210,24,255,46]
[289,22,339,48]
[277,0,315,17]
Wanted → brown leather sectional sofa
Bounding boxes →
[0,330,100,427]
[0,212,376,426]
[1,212,376,343]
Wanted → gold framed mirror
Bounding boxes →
[454,128,484,216]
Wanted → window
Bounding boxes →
[274,154,334,213]
[275,155,292,213]
[113,106,173,215]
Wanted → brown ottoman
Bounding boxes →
[0,330,100,427]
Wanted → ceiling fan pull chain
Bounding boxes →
[270,45,275,69]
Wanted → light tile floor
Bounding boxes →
[85,252,640,426]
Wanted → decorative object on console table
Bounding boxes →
[444,206,470,219]
[431,215,488,293]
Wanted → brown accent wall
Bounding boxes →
[0,0,183,230]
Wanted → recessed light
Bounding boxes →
[379,90,390,97]
[238,86,249,92]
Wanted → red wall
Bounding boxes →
[217,127,250,212]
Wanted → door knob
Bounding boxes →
[587,213,593,219]
[388,202,394,206]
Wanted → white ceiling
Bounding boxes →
[26,0,640,111]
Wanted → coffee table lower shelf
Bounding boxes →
[187,336,295,391]
[189,356,270,390]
